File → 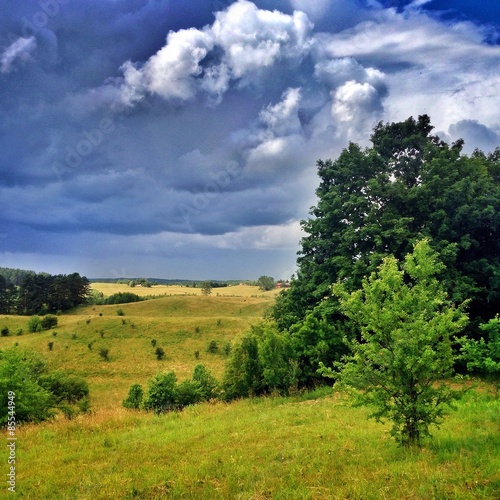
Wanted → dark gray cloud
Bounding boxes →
[0,0,498,279]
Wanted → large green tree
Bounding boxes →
[272,116,500,337]
[328,240,468,446]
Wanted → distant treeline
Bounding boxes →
[0,267,90,315]
[89,277,248,287]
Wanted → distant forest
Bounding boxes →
[0,267,90,315]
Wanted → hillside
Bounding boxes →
[1,290,499,499]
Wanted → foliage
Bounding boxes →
[106,292,141,305]
[155,347,165,360]
[17,272,90,315]
[289,306,351,386]
[330,240,468,446]
[0,348,90,424]
[458,316,500,394]
[207,340,218,353]
[38,371,89,404]
[99,348,110,361]
[142,372,180,414]
[201,281,212,296]
[122,384,144,410]
[27,316,43,333]
[138,365,220,413]
[192,364,219,400]
[271,116,500,338]
[41,314,58,330]
[257,275,275,291]
[222,323,298,400]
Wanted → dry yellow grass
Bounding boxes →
[91,282,281,298]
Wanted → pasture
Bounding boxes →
[1,288,499,499]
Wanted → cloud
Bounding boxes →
[447,119,500,154]
[0,0,498,279]
[0,36,36,73]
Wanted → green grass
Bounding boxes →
[1,293,499,499]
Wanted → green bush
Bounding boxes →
[38,372,89,404]
[0,349,53,424]
[122,384,144,410]
[176,379,202,407]
[99,348,110,361]
[41,315,58,330]
[155,347,165,360]
[27,315,43,333]
[142,372,178,414]
[106,293,141,305]
[207,340,218,353]
[192,364,219,400]
[1,326,9,337]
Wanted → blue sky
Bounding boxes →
[0,0,499,280]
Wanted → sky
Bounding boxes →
[0,0,499,280]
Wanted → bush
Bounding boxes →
[106,293,141,305]
[117,308,125,316]
[41,315,58,330]
[99,348,110,361]
[207,340,218,353]
[27,315,43,333]
[142,372,178,414]
[38,372,89,404]
[155,347,165,360]
[1,326,9,337]
[0,349,53,424]
[176,379,202,407]
[123,384,144,410]
[192,364,219,400]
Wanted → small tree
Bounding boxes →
[27,315,43,333]
[257,276,275,291]
[330,240,468,446]
[201,282,212,296]
[123,384,144,410]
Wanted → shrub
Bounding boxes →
[192,364,219,400]
[207,340,218,353]
[48,342,54,351]
[106,293,141,305]
[117,308,125,316]
[41,315,58,330]
[142,372,178,414]
[155,347,165,360]
[123,384,144,410]
[176,379,202,407]
[1,326,9,337]
[38,372,89,404]
[0,349,53,424]
[27,315,43,333]
[151,339,157,348]
[99,348,110,361]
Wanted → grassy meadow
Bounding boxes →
[1,285,499,499]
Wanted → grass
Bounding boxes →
[91,282,281,299]
[1,290,499,499]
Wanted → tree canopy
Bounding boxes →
[272,115,500,338]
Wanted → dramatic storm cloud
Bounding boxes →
[0,0,499,279]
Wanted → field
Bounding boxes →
[1,286,499,499]
[91,282,282,299]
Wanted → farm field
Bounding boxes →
[91,282,282,298]
[1,291,499,499]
